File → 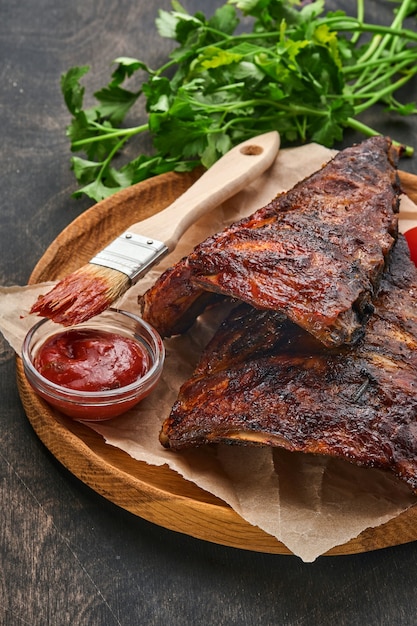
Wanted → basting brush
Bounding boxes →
[30,131,280,326]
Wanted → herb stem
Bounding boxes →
[354,67,417,113]
[323,18,417,44]
[346,117,414,156]
[350,0,364,46]
[71,123,148,148]
[349,58,417,98]
[96,136,129,180]
[341,49,415,77]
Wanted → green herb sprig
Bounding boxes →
[61,0,417,202]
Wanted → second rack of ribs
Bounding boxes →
[160,236,417,494]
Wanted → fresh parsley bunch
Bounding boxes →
[61,0,417,202]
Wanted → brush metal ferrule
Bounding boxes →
[90,231,168,284]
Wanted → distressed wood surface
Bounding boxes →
[2,1,417,625]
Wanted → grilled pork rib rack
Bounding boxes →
[141,136,402,347]
[160,236,417,493]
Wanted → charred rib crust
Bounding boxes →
[142,137,401,346]
[160,236,417,493]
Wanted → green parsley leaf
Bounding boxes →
[61,66,89,115]
[93,85,140,125]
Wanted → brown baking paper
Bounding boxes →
[1,143,417,562]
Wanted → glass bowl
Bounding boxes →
[21,308,165,421]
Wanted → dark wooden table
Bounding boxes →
[1,1,417,624]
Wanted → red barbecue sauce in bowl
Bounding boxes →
[34,329,149,392]
[22,309,165,421]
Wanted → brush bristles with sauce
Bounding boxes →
[30,265,130,326]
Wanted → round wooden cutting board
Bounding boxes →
[15,167,417,557]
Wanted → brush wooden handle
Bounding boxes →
[400,170,417,205]
[398,170,417,231]
[126,132,280,250]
